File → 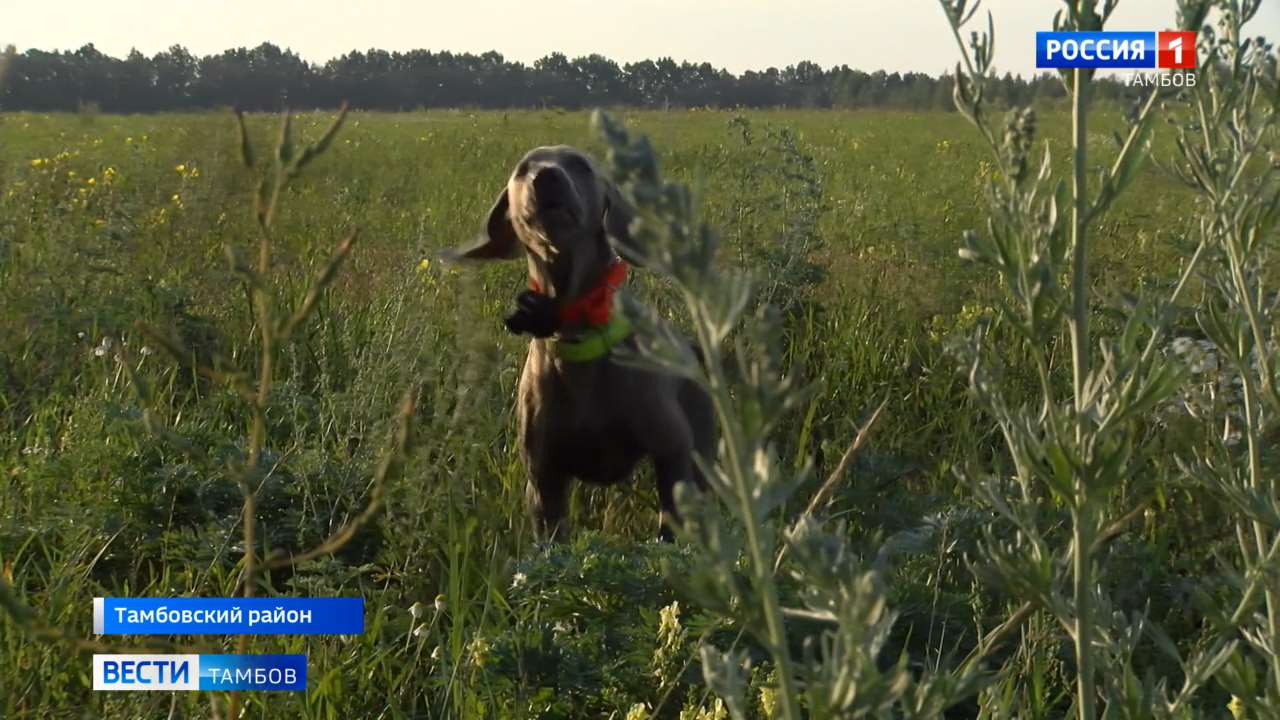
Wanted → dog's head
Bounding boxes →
[445,146,636,299]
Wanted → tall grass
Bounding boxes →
[0,23,1271,714]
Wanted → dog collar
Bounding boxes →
[529,257,632,362]
[529,257,628,327]
[549,314,633,362]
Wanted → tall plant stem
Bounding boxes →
[1068,62,1097,720]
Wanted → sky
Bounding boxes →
[4,1,1279,78]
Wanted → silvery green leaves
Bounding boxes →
[592,111,980,718]
[936,1,1238,718]
[1165,1,1280,711]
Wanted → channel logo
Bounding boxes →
[1036,31,1197,69]
[93,654,307,691]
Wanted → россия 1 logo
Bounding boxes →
[1037,31,1197,69]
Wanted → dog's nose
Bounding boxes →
[532,167,569,203]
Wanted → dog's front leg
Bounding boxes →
[526,467,570,543]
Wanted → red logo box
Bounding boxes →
[1158,31,1197,69]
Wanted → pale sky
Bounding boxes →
[4,1,1278,78]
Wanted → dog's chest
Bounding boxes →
[518,353,645,484]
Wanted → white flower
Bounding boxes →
[511,572,527,589]
[409,601,426,620]
[413,623,428,638]
[433,594,446,613]
[93,337,113,357]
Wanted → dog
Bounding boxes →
[444,145,715,542]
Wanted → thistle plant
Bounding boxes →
[939,0,1275,717]
[593,112,985,718]
[1161,2,1280,713]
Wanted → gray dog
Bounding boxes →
[445,145,715,542]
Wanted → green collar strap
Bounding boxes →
[550,314,633,362]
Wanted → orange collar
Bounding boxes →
[529,258,628,327]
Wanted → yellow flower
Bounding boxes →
[125,136,133,144]
[175,164,186,174]
[67,170,77,178]
[418,258,431,272]
[467,636,491,668]
[86,177,96,186]
[93,219,106,227]
[759,686,778,719]
[29,158,44,168]
[1228,695,1245,719]
[171,194,182,204]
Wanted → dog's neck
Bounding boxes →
[527,254,618,308]
[527,253,627,339]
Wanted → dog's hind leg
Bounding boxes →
[679,379,717,493]
[654,451,693,543]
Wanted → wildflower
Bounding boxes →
[418,258,431,272]
[679,698,728,720]
[102,167,117,182]
[93,337,114,357]
[467,636,491,668]
[67,170,77,179]
[1228,695,1245,719]
[409,601,426,620]
[413,623,428,638]
[86,177,95,186]
[659,601,682,637]
[29,158,44,168]
[125,136,133,144]
[175,164,186,174]
[434,594,446,613]
[759,685,778,719]
[430,646,442,661]
[625,703,650,720]
[139,345,153,356]
[511,571,527,589]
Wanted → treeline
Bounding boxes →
[0,42,1139,113]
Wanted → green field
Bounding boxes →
[0,107,1241,717]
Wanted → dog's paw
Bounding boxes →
[504,290,560,338]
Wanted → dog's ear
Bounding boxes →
[603,182,644,266]
[442,189,520,262]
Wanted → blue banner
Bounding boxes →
[93,597,364,635]
[1036,31,1156,69]
[93,654,307,691]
